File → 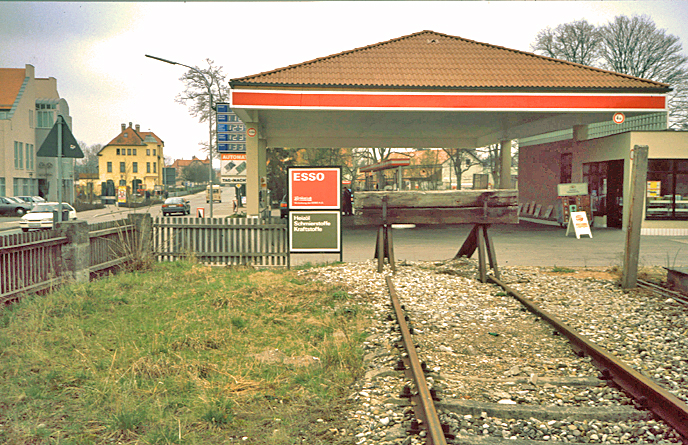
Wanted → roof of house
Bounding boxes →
[170,156,210,169]
[101,123,163,150]
[231,30,669,92]
[0,68,26,110]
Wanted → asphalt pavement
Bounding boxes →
[297,217,688,269]
[2,209,686,269]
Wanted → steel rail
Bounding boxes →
[386,276,447,445]
[637,278,688,305]
[488,275,688,442]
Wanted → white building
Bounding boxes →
[0,64,75,201]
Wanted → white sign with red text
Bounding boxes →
[288,167,341,210]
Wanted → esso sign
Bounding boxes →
[293,172,326,182]
[288,167,341,209]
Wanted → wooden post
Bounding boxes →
[622,145,649,289]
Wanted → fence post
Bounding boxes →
[57,220,90,283]
[127,213,153,256]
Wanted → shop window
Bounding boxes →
[646,159,688,220]
[583,161,608,215]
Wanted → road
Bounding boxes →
[2,191,687,268]
[0,189,240,235]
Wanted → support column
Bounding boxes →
[499,139,512,189]
[245,122,261,216]
[258,138,267,213]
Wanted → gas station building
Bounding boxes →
[228,30,687,234]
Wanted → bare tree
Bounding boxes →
[600,15,687,82]
[442,148,480,189]
[175,59,230,157]
[531,15,688,129]
[601,15,688,129]
[75,142,101,174]
[531,19,603,66]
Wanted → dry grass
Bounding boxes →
[0,261,369,444]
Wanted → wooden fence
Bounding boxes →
[153,216,288,267]
[1,215,289,303]
[0,229,68,303]
[89,219,138,275]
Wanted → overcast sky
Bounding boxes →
[2,1,688,162]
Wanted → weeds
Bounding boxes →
[551,265,576,273]
[0,261,368,444]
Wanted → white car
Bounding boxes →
[19,202,77,232]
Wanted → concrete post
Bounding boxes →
[127,213,153,256]
[57,220,90,283]
[622,145,649,289]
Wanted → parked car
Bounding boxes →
[0,197,33,216]
[162,197,190,216]
[15,196,46,206]
[19,202,77,231]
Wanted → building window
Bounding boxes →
[120,162,126,173]
[36,110,54,128]
[560,153,572,184]
[147,162,151,173]
[153,163,156,173]
[153,149,156,156]
[107,162,113,173]
[127,149,131,156]
[116,148,120,155]
[133,162,138,173]
[14,141,23,169]
[0,178,5,196]
[26,143,34,170]
[646,159,688,220]
[147,149,150,156]
[133,149,137,156]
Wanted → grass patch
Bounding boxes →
[0,261,369,444]
[550,266,576,273]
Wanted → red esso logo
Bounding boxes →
[293,172,326,181]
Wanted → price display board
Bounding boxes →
[216,103,246,153]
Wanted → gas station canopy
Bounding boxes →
[228,30,669,215]
[229,30,668,149]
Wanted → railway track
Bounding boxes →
[304,260,688,445]
[637,278,688,305]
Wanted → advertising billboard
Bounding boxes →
[220,153,247,185]
[288,167,341,210]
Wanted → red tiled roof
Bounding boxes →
[0,68,26,109]
[231,30,668,92]
[103,124,162,147]
[170,156,209,169]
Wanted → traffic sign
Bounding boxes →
[37,118,84,158]
[613,112,625,124]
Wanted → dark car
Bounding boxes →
[162,197,190,216]
[280,195,288,218]
[0,197,32,216]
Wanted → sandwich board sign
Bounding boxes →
[566,211,593,239]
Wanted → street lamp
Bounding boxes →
[146,54,215,218]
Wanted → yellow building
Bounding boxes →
[98,122,164,198]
